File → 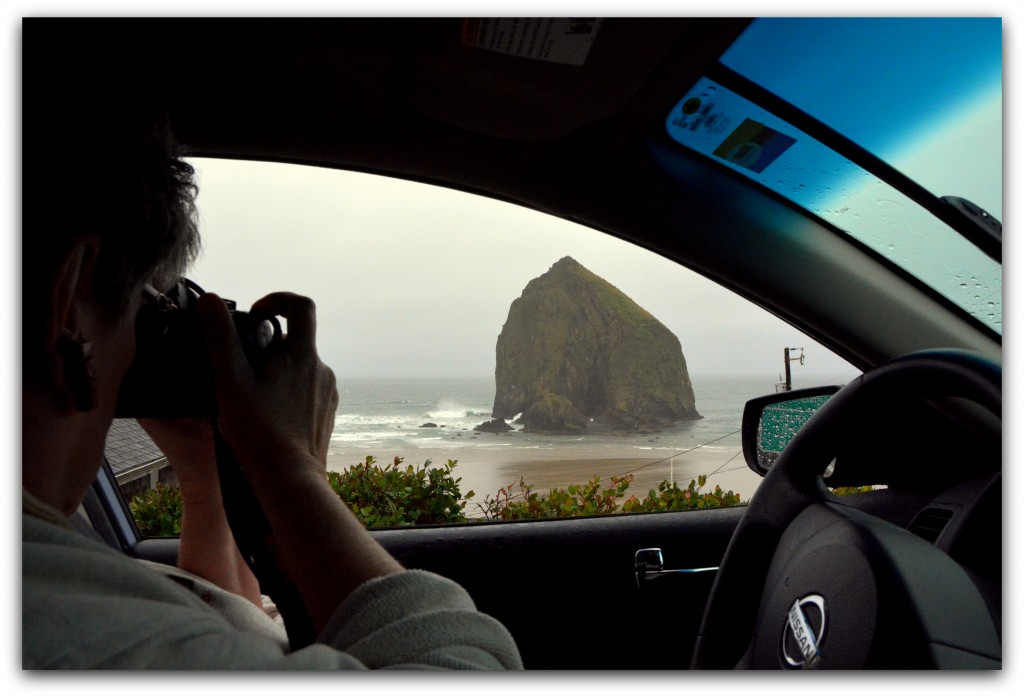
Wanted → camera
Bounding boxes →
[115,278,282,418]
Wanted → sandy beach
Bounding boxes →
[327,444,763,515]
[322,374,775,515]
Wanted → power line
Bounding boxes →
[614,428,741,478]
[705,450,741,477]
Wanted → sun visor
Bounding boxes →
[407,18,686,141]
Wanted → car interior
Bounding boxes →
[25,17,1002,670]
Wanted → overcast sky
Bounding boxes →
[185,156,860,385]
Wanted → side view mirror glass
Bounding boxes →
[741,386,841,476]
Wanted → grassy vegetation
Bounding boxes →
[128,457,748,535]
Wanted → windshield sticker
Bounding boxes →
[462,18,602,66]
[713,119,797,174]
[669,98,733,137]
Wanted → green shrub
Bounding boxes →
[477,472,744,521]
[129,482,184,537]
[621,474,742,513]
[830,485,876,495]
[327,456,474,527]
[477,473,634,520]
[126,455,747,534]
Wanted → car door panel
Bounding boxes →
[128,500,743,669]
[373,509,742,668]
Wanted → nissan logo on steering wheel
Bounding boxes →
[782,594,827,669]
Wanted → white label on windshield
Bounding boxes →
[672,97,733,137]
[462,18,602,66]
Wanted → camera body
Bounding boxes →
[115,279,281,418]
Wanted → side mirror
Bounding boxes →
[741,386,841,476]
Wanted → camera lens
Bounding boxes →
[255,319,275,349]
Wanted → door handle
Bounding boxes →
[634,547,718,588]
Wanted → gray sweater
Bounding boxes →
[22,497,522,670]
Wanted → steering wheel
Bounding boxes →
[690,349,1001,669]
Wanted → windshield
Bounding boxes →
[665,18,1002,334]
[721,17,1001,212]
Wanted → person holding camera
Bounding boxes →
[22,79,522,669]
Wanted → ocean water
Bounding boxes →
[329,375,784,495]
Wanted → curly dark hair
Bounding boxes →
[87,106,202,305]
[23,71,201,383]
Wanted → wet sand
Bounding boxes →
[326,446,763,510]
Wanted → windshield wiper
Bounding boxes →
[941,196,1002,261]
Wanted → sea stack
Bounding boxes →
[491,257,700,434]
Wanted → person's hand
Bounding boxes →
[136,417,217,489]
[196,292,338,487]
[198,291,401,633]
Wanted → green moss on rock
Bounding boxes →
[492,257,700,434]
[521,389,589,433]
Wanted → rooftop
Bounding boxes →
[104,419,165,476]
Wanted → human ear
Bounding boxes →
[46,238,101,412]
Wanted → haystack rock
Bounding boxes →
[491,257,700,434]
